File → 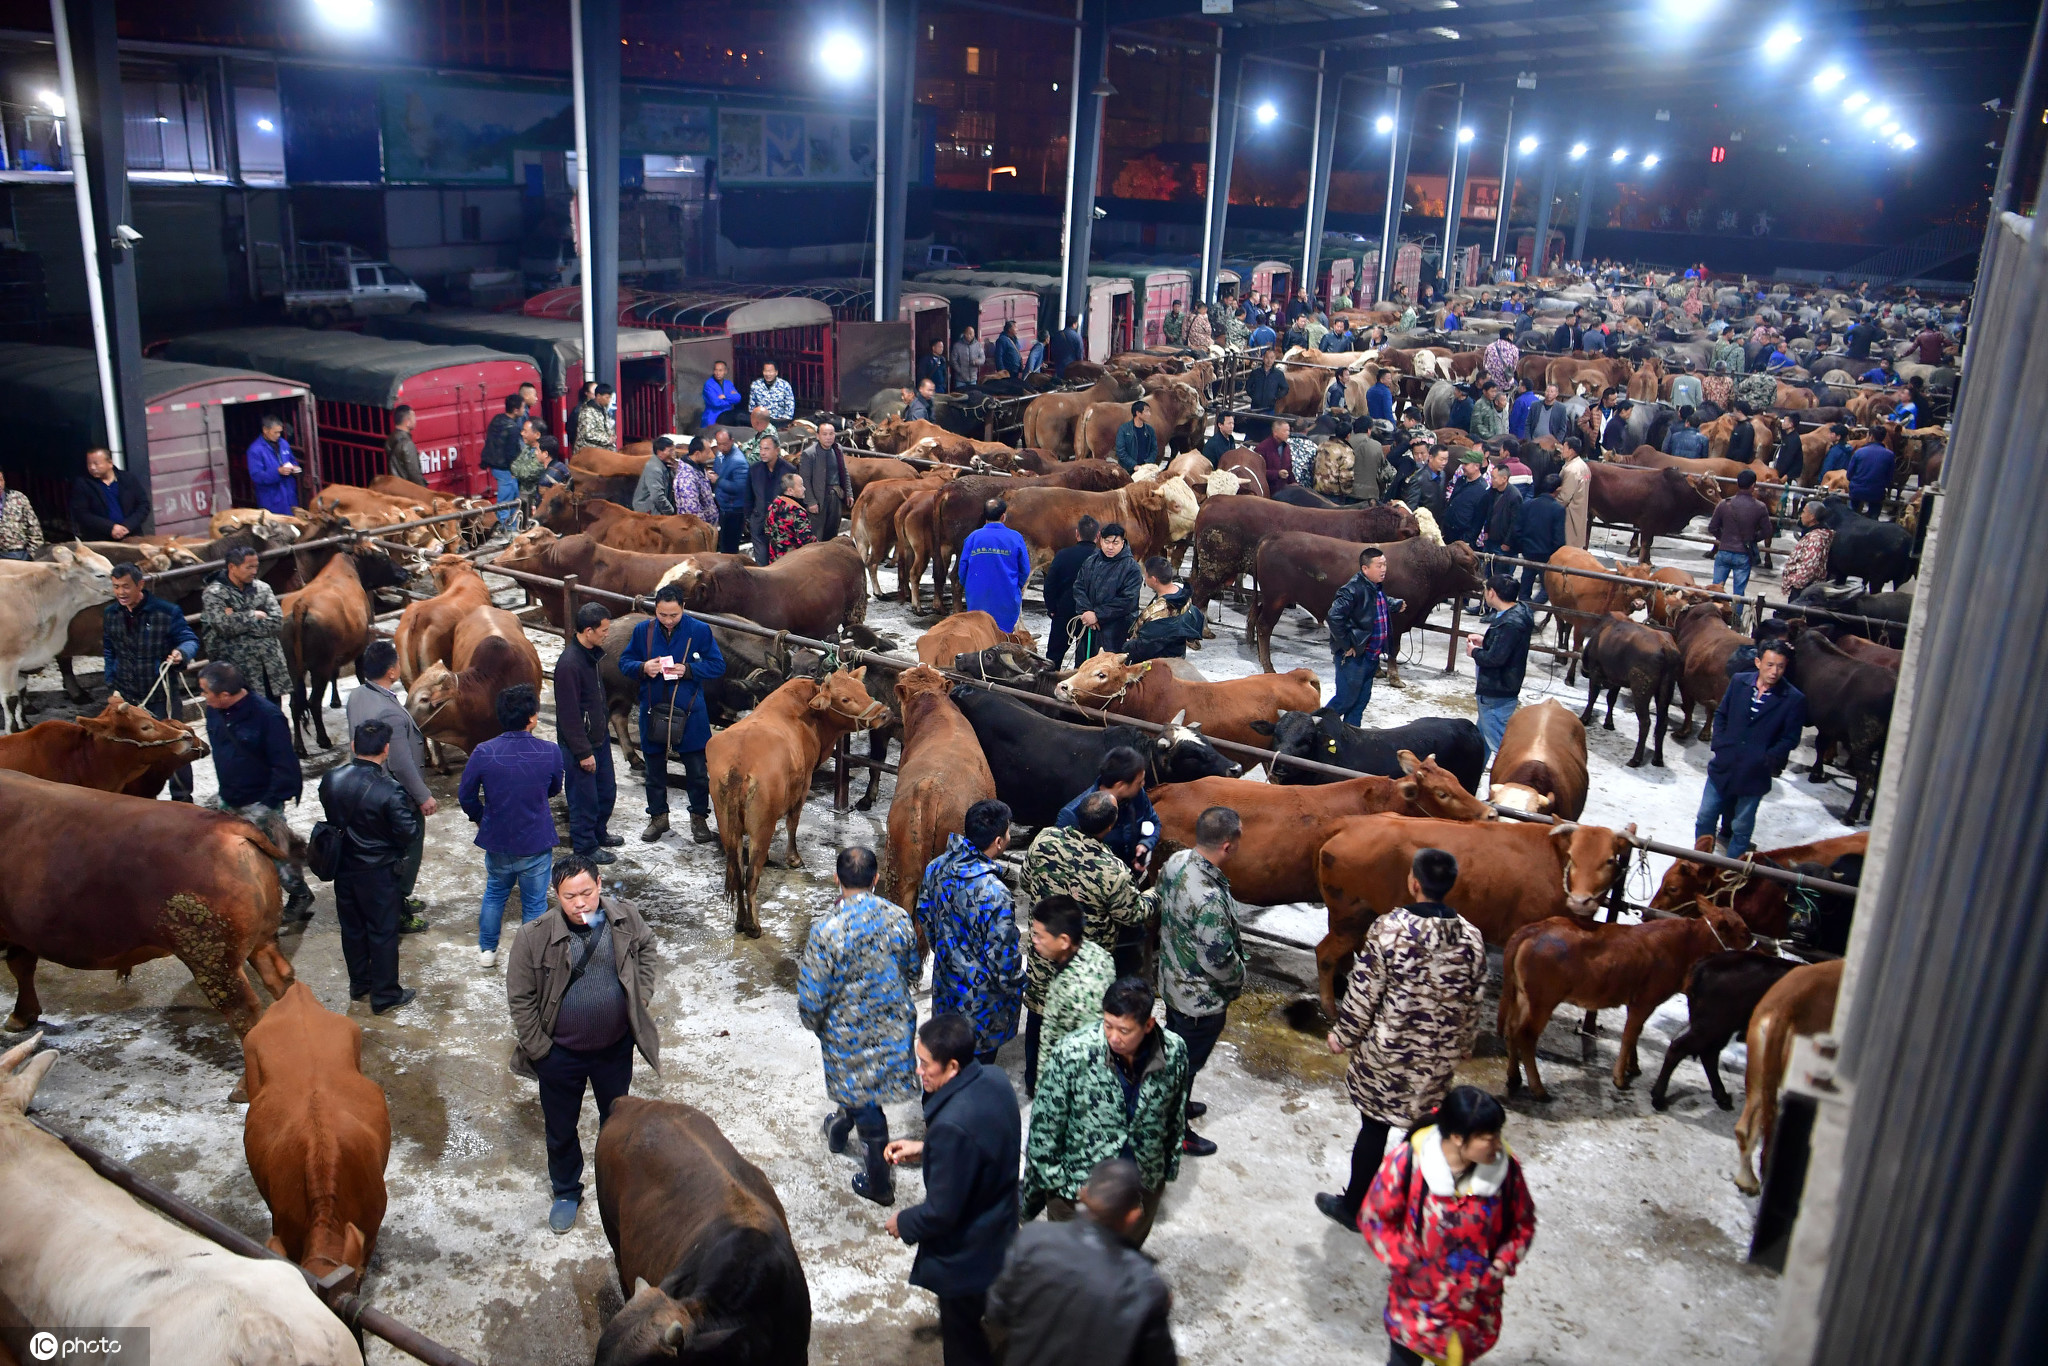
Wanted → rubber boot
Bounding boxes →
[691,812,717,845]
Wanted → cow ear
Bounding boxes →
[1248,719,1274,736]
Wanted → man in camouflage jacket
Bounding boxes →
[200,546,291,701]
[914,801,1024,1062]
[1154,808,1246,1157]
[1025,974,1186,1248]
[1314,846,1488,1232]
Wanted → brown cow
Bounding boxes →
[884,666,996,908]
[0,695,208,797]
[1021,370,1144,460]
[1670,601,1744,742]
[916,612,1036,667]
[1246,533,1482,681]
[394,553,494,683]
[1186,498,1417,619]
[668,540,869,640]
[1151,752,1492,905]
[535,487,716,554]
[1579,612,1681,768]
[706,670,886,935]
[1499,899,1753,1101]
[281,541,413,755]
[407,621,546,766]
[1078,380,1204,462]
[1733,959,1842,1194]
[1314,814,1636,1015]
[593,1098,810,1363]
[0,769,300,1035]
[1486,699,1588,820]
[1543,547,1655,686]
[242,982,391,1294]
[1587,462,1723,564]
[1055,652,1320,750]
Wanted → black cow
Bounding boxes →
[1251,709,1487,794]
[951,685,1240,827]
[1815,498,1915,592]
[1650,950,1802,1111]
[1792,629,1895,824]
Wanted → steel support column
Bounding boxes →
[1200,38,1244,305]
[1300,51,1342,306]
[1060,0,1110,336]
[52,0,148,515]
[1376,72,1415,303]
[1571,155,1597,262]
[875,0,919,320]
[1440,85,1467,292]
[574,0,620,392]
[1489,98,1516,266]
[1528,153,1559,277]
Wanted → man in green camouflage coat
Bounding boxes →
[1019,792,1151,1092]
[1314,846,1487,1232]
[1024,974,1186,1248]
[1154,805,1245,1158]
[200,545,291,702]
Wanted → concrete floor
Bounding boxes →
[9,508,1851,1364]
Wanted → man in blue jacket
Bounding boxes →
[884,1013,1021,1366]
[619,584,727,845]
[245,415,303,517]
[700,359,743,426]
[197,660,313,919]
[958,499,1031,632]
[1695,640,1807,857]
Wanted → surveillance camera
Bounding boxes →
[113,224,143,246]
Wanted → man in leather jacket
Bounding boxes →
[319,718,422,1015]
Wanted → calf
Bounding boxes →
[1247,532,1482,681]
[1587,462,1722,564]
[1543,546,1655,687]
[1579,612,1681,768]
[1185,498,1417,620]
[669,540,869,640]
[407,629,546,766]
[1670,601,1745,742]
[1499,900,1753,1101]
[1486,698,1589,820]
[951,685,1238,827]
[595,1098,809,1366]
[1057,651,1320,750]
[242,982,391,1294]
[706,671,885,936]
[1792,629,1895,823]
[1314,814,1635,1016]
[1734,959,1842,1194]
[1,1037,362,1366]
[1254,708,1488,795]
[0,695,208,796]
[1151,753,1491,905]
[394,552,494,683]
[884,666,996,907]
[1649,950,1802,1112]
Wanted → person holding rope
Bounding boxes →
[1069,523,1141,658]
[103,562,199,801]
[621,584,727,847]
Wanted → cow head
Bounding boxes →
[812,666,889,728]
[1247,709,1322,783]
[1054,652,1138,706]
[1393,749,1493,820]
[1155,711,1241,781]
[80,695,209,764]
[1550,821,1637,915]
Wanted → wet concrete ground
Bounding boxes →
[8,509,1840,1364]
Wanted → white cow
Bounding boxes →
[0,545,115,731]
[0,1036,362,1366]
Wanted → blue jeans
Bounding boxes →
[1712,549,1752,598]
[1477,696,1518,758]
[1694,778,1764,857]
[491,469,519,525]
[480,849,553,951]
[1330,653,1376,727]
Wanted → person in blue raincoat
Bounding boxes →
[799,845,922,1205]
[916,800,1025,1065]
[245,415,303,516]
[619,583,726,846]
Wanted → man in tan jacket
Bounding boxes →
[507,854,661,1233]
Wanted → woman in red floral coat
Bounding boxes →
[1362,1087,1536,1364]
[764,470,816,563]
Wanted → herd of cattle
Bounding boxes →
[0,273,1940,1362]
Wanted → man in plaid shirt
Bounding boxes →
[1326,546,1403,726]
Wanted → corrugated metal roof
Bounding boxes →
[157,327,535,408]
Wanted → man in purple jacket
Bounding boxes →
[458,683,564,967]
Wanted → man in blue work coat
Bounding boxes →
[619,583,727,846]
